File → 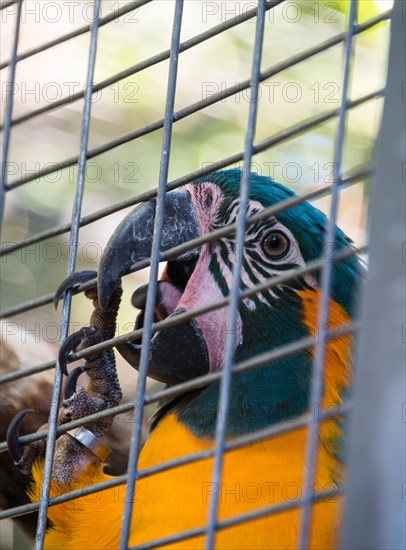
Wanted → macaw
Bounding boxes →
[7,169,361,549]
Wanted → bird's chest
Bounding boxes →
[129,413,341,550]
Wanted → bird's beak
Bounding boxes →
[98,189,210,385]
[98,189,201,310]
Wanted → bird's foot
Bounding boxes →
[7,271,123,484]
[6,410,47,475]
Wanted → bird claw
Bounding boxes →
[54,270,97,310]
[7,271,123,482]
[64,366,90,400]
[7,410,34,464]
[6,410,47,475]
[58,327,96,376]
[53,278,123,481]
[58,328,91,375]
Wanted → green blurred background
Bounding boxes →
[1,0,392,315]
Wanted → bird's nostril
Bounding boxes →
[206,191,213,209]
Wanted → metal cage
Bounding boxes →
[0,1,404,549]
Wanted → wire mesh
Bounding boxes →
[299,2,357,546]
[0,0,22,224]
[205,2,267,546]
[32,1,103,546]
[0,1,399,549]
[119,2,184,547]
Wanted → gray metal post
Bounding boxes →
[341,2,406,549]
[0,0,23,234]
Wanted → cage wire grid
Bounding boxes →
[0,1,404,550]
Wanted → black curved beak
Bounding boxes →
[98,188,209,385]
[98,189,200,310]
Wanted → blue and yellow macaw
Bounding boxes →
[8,169,361,549]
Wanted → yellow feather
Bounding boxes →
[30,290,352,549]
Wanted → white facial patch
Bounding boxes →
[199,193,317,310]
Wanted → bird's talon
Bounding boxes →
[9,269,122,481]
[58,327,98,375]
[64,366,90,400]
[58,329,86,375]
[6,410,34,464]
[54,270,97,310]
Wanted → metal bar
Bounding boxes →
[157,324,358,407]
[2,253,364,369]
[130,486,347,550]
[0,402,351,521]
[33,2,102,547]
[0,0,22,231]
[148,326,360,409]
[0,7,388,131]
[119,2,184,548]
[0,245,364,392]
[0,1,17,11]
[0,98,377,258]
[299,1,357,548]
[4,66,383,191]
[0,475,127,521]
[0,292,55,318]
[2,276,359,438]
[0,321,358,457]
[2,0,283,129]
[0,359,55,385]
[342,2,406,548]
[0,1,392,546]
[0,169,370,320]
[206,1,266,547]
[0,0,152,71]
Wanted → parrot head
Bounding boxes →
[98,169,362,437]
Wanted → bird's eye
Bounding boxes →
[262,230,290,260]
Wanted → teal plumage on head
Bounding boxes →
[196,169,362,316]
